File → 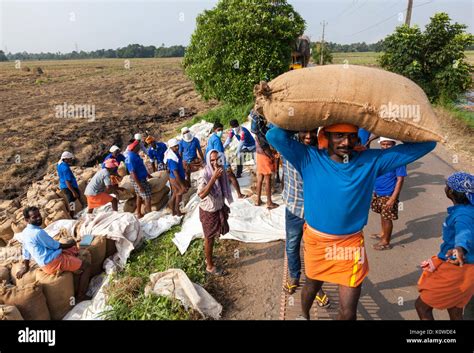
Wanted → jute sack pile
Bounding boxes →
[254,65,444,142]
[36,270,75,320]
[0,282,50,320]
[0,305,24,320]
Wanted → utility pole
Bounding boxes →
[405,0,413,26]
[320,21,327,66]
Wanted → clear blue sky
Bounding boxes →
[0,0,472,53]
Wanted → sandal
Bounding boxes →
[373,243,392,251]
[206,267,227,277]
[283,281,299,294]
[315,293,331,308]
[369,233,383,239]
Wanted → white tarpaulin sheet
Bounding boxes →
[139,211,182,240]
[63,273,113,320]
[144,268,222,320]
[173,169,285,255]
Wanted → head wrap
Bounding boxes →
[447,172,474,205]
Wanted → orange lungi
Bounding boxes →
[42,247,82,275]
[256,153,276,175]
[418,256,474,309]
[303,224,369,287]
[86,192,114,209]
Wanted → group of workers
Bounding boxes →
[14,110,474,320]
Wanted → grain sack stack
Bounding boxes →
[3,165,99,236]
[0,199,20,245]
[254,65,444,142]
[0,282,51,320]
[0,305,24,320]
[122,171,170,213]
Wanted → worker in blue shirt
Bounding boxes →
[57,151,84,217]
[179,127,205,183]
[223,119,256,178]
[416,172,474,320]
[267,123,436,320]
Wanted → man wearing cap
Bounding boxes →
[57,151,84,218]
[416,172,474,320]
[145,136,167,172]
[125,140,153,218]
[165,138,188,216]
[134,133,149,154]
[102,145,126,169]
[179,127,205,183]
[267,123,436,320]
[370,137,407,250]
[223,119,256,178]
[85,159,124,213]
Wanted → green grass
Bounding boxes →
[441,103,474,129]
[104,225,208,320]
[180,102,254,132]
[331,52,381,66]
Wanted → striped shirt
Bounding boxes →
[282,157,304,219]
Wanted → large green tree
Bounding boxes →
[379,13,473,103]
[184,0,305,104]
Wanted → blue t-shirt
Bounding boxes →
[179,137,202,163]
[267,127,436,235]
[206,133,224,155]
[438,204,474,264]
[226,126,255,148]
[101,153,126,169]
[125,151,148,181]
[206,133,229,169]
[358,128,371,146]
[21,224,62,267]
[374,165,407,197]
[167,155,185,180]
[148,143,167,163]
[57,162,78,189]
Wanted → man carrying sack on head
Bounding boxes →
[267,123,436,320]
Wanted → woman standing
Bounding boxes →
[198,149,234,276]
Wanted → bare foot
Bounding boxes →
[238,193,250,199]
[254,199,263,206]
[370,233,383,239]
[135,212,144,219]
[267,202,279,210]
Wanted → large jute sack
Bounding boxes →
[81,236,106,276]
[0,282,50,320]
[117,188,135,201]
[44,210,71,226]
[0,217,14,242]
[254,65,444,142]
[123,198,137,213]
[0,265,10,283]
[119,175,135,193]
[149,172,168,193]
[105,238,117,259]
[10,261,39,286]
[150,186,170,205]
[36,270,75,320]
[0,305,24,320]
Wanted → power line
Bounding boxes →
[348,0,434,36]
[329,0,361,22]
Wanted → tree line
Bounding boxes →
[0,44,186,61]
